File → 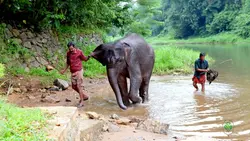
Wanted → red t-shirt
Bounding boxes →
[67,49,88,73]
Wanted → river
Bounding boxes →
[83,44,250,141]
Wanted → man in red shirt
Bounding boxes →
[61,42,90,107]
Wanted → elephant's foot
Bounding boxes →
[129,95,142,104]
[142,98,149,103]
[123,97,131,106]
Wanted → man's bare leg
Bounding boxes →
[193,82,199,91]
[72,85,88,107]
[201,83,205,93]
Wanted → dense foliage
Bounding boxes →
[1,0,250,38]
[0,0,132,31]
[154,0,250,38]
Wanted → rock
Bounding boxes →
[34,46,43,54]
[7,24,12,31]
[47,86,60,91]
[36,37,42,43]
[41,93,47,98]
[20,86,28,93]
[38,89,47,93]
[41,95,60,103]
[27,95,36,100]
[41,39,48,43]
[21,28,27,32]
[20,32,27,41]
[13,88,22,93]
[8,87,14,95]
[136,119,169,135]
[23,42,32,49]
[65,98,71,102]
[110,114,119,120]
[12,38,22,44]
[53,79,69,90]
[12,29,20,37]
[42,33,50,39]
[31,39,37,45]
[85,112,100,119]
[5,29,13,38]
[24,67,30,72]
[30,61,40,68]
[26,31,34,39]
[129,117,142,123]
[36,57,48,65]
[107,123,120,132]
[116,118,131,125]
[102,125,109,132]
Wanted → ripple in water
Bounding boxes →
[148,76,244,140]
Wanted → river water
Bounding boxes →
[84,44,250,141]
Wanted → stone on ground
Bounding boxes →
[86,111,100,119]
[110,114,119,120]
[116,117,131,125]
[41,95,60,103]
[53,79,69,90]
[136,119,169,135]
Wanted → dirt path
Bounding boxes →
[6,77,109,107]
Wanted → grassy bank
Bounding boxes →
[0,63,4,78]
[148,33,250,45]
[153,46,213,75]
[3,45,212,80]
[0,100,48,141]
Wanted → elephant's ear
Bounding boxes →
[91,44,106,66]
[122,42,131,62]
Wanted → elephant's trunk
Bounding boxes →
[107,68,127,110]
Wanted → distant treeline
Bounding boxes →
[0,0,158,36]
[153,0,250,39]
[1,0,249,39]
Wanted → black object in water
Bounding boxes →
[207,69,219,84]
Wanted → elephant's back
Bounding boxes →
[120,33,154,65]
[120,33,153,52]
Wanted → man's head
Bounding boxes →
[200,52,206,61]
[67,42,76,52]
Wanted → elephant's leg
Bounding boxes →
[128,66,142,104]
[139,79,150,103]
[118,75,130,106]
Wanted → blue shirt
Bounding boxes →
[194,59,209,78]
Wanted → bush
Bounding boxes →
[207,11,237,34]
[231,13,250,38]
[154,46,214,74]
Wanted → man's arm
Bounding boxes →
[80,51,90,61]
[61,64,69,74]
[61,55,70,74]
[196,68,208,72]
[195,61,208,72]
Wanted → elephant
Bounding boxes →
[90,33,155,110]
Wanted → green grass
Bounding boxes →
[0,63,4,78]
[81,46,106,78]
[0,100,48,141]
[148,32,250,45]
[153,46,214,75]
